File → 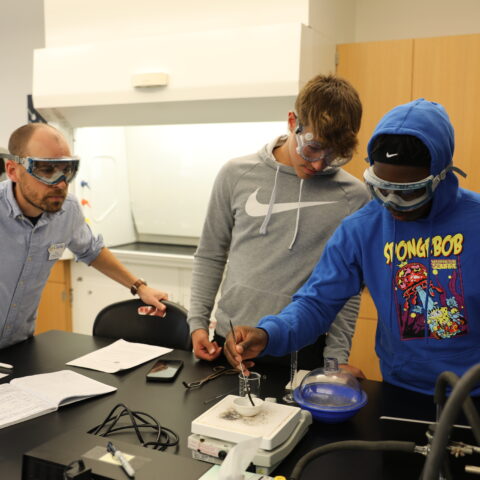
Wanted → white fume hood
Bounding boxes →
[33,23,334,128]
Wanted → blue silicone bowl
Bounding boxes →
[292,363,368,423]
[293,385,367,423]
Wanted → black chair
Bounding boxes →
[92,299,192,351]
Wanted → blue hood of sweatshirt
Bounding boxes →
[367,98,458,219]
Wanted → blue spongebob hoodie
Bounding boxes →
[259,99,480,395]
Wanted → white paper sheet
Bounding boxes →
[66,339,172,373]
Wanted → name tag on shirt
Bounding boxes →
[48,243,66,260]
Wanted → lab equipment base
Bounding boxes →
[22,429,210,480]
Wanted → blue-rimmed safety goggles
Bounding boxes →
[363,164,465,212]
[295,124,352,167]
[1,154,79,185]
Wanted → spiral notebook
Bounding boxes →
[0,370,116,429]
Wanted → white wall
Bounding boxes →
[44,0,353,48]
[0,0,45,147]
[43,0,312,47]
[354,0,480,42]
[311,0,356,45]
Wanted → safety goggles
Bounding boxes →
[2,154,79,185]
[363,164,456,212]
[295,124,352,167]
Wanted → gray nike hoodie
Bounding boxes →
[187,136,370,362]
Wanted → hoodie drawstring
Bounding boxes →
[259,164,280,235]
[424,218,433,346]
[288,179,304,250]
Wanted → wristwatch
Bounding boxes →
[130,278,147,296]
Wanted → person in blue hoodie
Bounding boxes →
[223,98,480,395]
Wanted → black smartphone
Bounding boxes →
[146,359,184,382]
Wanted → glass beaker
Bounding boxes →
[238,371,262,398]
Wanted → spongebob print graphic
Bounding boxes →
[384,234,467,340]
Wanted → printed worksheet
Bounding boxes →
[66,339,172,373]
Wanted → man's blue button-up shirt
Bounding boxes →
[0,180,104,349]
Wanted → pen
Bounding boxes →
[106,441,135,478]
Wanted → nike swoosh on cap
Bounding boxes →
[245,188,337,217]
[386,152,399,158]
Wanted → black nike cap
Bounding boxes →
[370,134,431,167]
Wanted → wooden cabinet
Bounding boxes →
[35,260,72,334]
[336,33,480,380]
[338,33,480,192]
[413,34,480,193]
[348,289,382,381]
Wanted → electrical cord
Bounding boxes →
[289,440,417,480]
[428,370,480,479]
[434,370,480,446]
[88,403,179,451]
[421,364,480,480]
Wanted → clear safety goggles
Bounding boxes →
[363,164,463,212]
[295,124,352,167]
[2,154,80,185]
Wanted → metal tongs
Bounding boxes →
[182,365,237,390]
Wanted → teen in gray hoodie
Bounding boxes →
[187,74,370,372]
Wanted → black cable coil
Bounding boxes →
[88,403,179,451]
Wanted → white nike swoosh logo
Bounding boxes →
[245,188,337,217]
[386,152,399,158]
